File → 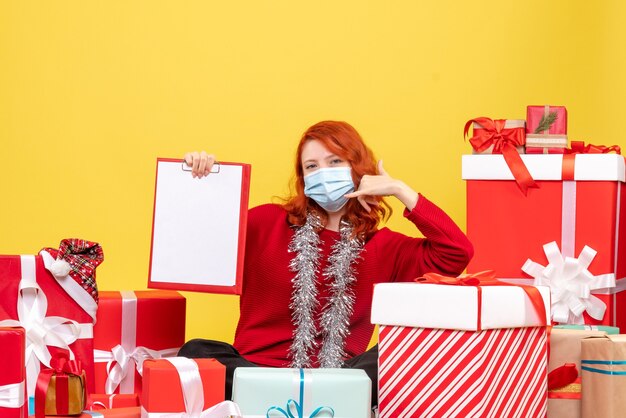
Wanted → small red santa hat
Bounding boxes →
[42,238,104,302]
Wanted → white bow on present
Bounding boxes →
[522,241,616,324]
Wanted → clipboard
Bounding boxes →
[148,158,251,294]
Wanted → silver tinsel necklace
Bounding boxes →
[288,211,363,368]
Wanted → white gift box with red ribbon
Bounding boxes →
[371,280,550,418]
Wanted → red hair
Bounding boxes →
[282,120,391,239]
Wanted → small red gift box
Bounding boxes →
[526,105,568,154]
[0,252,99,398]
[463,153,626,329]
[527,105,567,135]
[0,327,27,418]
[371,275,550,418]
[93,290,186,395]
[142,357,236,417]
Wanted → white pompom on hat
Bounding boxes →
[49,258,72,278]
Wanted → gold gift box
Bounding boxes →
[44,370,87,415]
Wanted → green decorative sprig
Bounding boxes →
[533,111,559,134]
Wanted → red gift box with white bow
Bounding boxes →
[93,290,186,396]
[141,357,239,417]
[0,250,100,398]
[463,153,626,329]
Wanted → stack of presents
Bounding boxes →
[1,104,625,418]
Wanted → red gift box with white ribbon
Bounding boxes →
[93,290,186,396]
[0,252,98,398]
[141,357,239,417]
[463,152,626,330]
[371,275,550,418]
[0,327,27,418]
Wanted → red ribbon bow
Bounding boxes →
[416,270,498,286]
[547,363,579,391]
[567,141,621,155]
[35,353,85,418]
[464,117,538,195]
[416,270,547,331]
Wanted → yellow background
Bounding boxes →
[1,1,625,344]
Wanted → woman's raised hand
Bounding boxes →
[345,160,419,212]
[183,151,217,178]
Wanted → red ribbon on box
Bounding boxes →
[35,353,86,418]
[416,270,547,331]
[567,141,621,155]
[464,117,538,195]
[561,141,622,181]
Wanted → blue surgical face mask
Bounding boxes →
[303,167,355,213]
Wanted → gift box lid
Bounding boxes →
[462,154,625,182]
[371,282,550,331]
[583,333,626,345]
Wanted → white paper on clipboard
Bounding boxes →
[148,158,250,294]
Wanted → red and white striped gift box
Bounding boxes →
[372,282,551,418]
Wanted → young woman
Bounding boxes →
[179,120,473,404]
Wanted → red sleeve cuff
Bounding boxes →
[403,193,427,220]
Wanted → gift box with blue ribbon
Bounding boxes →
[581,334,626,417]
[232,368,371,418]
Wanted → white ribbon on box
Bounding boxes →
[0,381,25,408]
[0,255,93,396]
[89,393,131,410]
[93,291,180,394]
[522,241,616,324]
[141,357,242,418]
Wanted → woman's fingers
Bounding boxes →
[377,160,388,176]
[183,152,195,167]
[183,151,216,178]
[204,154,216,176]
[198,151,208,176]
[357,195,371,212]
